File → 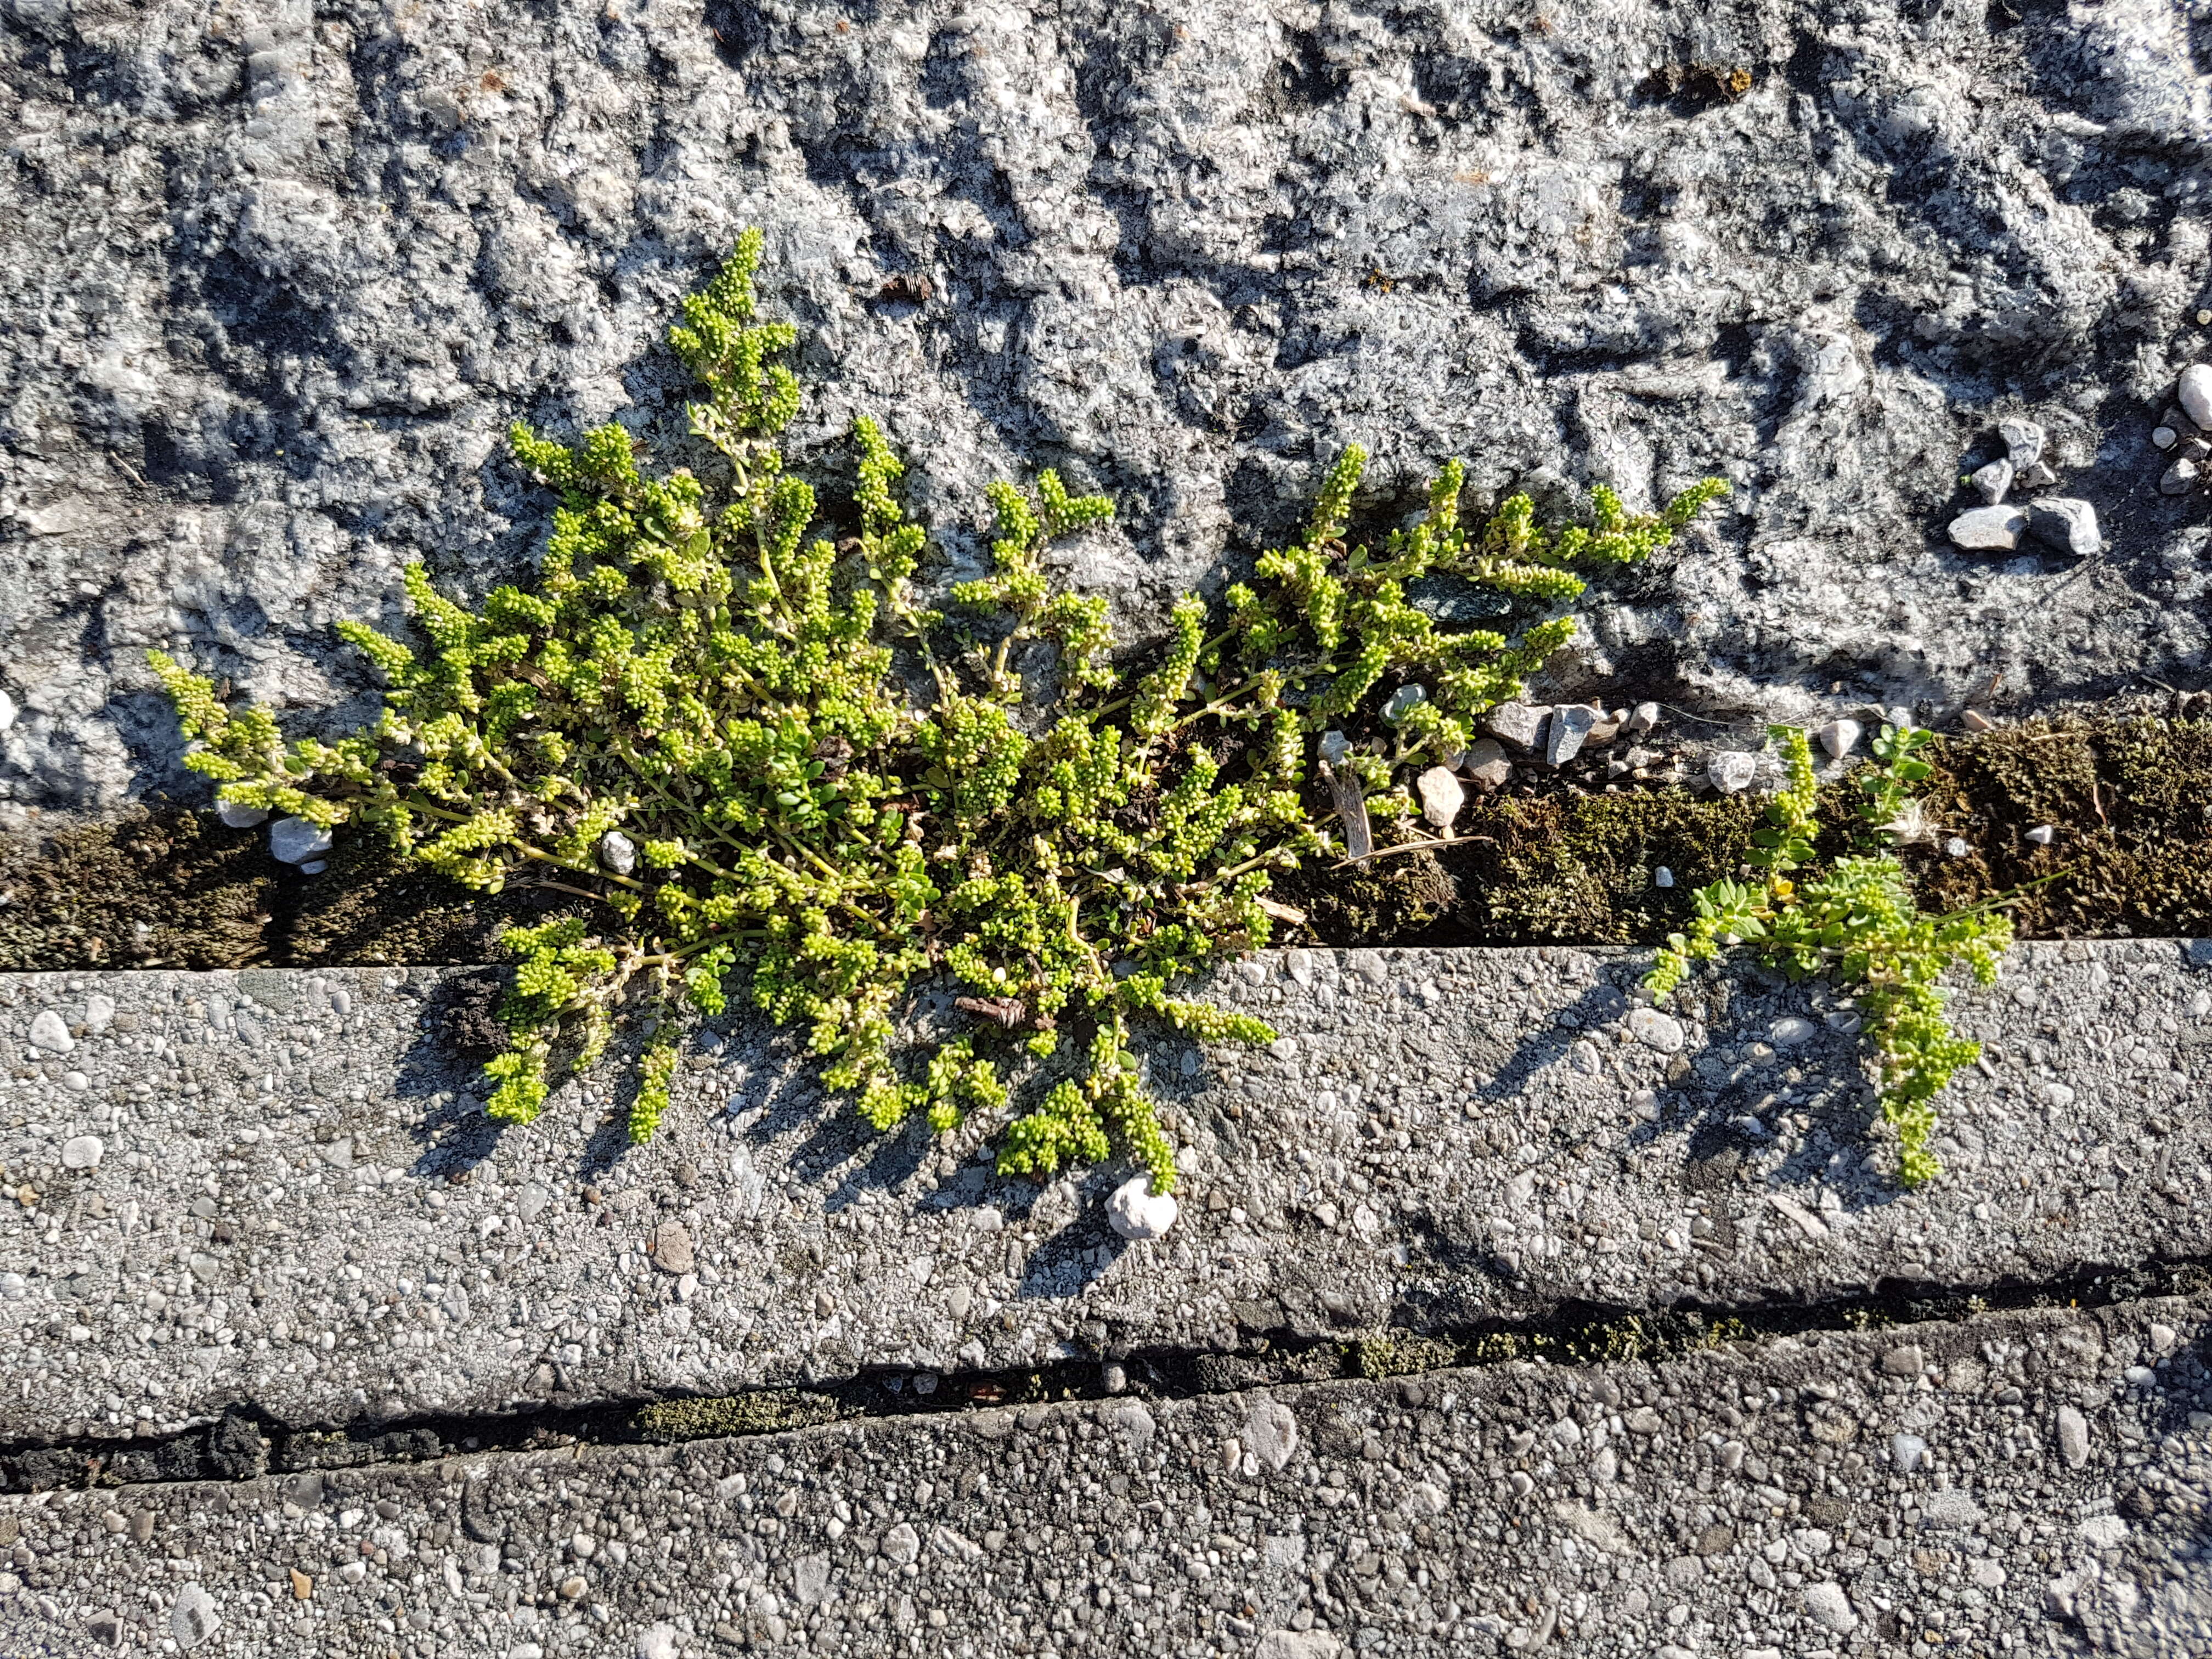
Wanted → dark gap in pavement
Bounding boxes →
[5,1254,2205,1496]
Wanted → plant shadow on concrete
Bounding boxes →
[148,229,1724,1209]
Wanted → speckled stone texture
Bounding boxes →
[3,941,2208,1445]
[4,1294,2211,1657]
[3,0,2211,815]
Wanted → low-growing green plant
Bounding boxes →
[1646,723,2012,1186]
[151,231,1724,1194]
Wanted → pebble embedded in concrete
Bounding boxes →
[27,1009,72,1052]
[60,1135,103,1170]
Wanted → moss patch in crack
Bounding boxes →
[1909,715,2212,937]
[631,1391,847,1443]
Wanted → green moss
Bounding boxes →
[630,1390,845,1443]
[1911,716,2212,938]
[1351,1333,1462,1378]
[0,806,272,971]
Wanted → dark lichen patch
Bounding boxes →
[631,1391,848,1443]
[1908,715,2212,938]
[1278,847,1455,944]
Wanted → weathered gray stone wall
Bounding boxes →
[4,941,2208,1445]
[3,0,2211,815]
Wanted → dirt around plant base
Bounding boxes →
[0,804,575,973]
[4,713,2209,972]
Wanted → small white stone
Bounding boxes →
[1814,718,1861,760]
[27,1009,74,1052]
[62,1135,103,1169]
[1801,1582,1858,1635]
[296,860,328,876]
[2057,1405,2090,1468]
[1244,1398,1299,1471]
[1416,765,1464,830]
[1961,708,1995,732]
[1381,684,1427,724]
[1948,505,2027,551]
[2180,363,2212,432]
[1945,837,1970,858]
[600,830,637,876]
[1626,1007,1685,1054]
[1892,1434,1927,1474]
[1107,1176,1178,1242]
[268,816,333,865]
[2153,425,2179,451]
[1769,1016,1816,1047]
[636,1624,681,1659]
[1625,701,1662,737]
[84,994,115,1032]
[1317,730,1351,767]
[1653,866,1674,889]
[2025,824,2055,845]
[0,689,14,731]
[216,800,269,829]
[171,1583,221,1649]
[1707,751,1758,794]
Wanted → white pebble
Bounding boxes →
[84,994,115,1032]
[1814,719,1861,760]
[2180,363,2212,432]
[1653,866,1674,889]
[600,830,637,876]
[0,689,14,731]
[297,860,329,876]
[27,1009,74,1053]
[1107,1176,1179,1241]
[62,1134,103,1169]
[1707,751,1758,794]
[1769,1016,1817,1047]
[268,816,333,865]
[1945,837,1970,857]
[2025,824,2054,845]
[216,800,269,829]
[1892,1434,1927,1474]
[1415,765,1464,830]
[1626,1007,1685,1054]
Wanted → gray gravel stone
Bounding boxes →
[1946,504,2028,551]
[2181,364,2212,432]
[2027,495,2102,558]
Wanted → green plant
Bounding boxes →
[1646,724,2011,1186]
[151,230,1724,1197]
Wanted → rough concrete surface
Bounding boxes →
[2,941,2208,1445]
[5,1,2212,814]
[5,1293,2212,1657]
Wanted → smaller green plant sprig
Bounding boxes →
[153,230,1728,1200]
[1646,724,2011,1187]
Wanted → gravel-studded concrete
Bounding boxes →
[4,1293,2210,1658]
[5,0,2212,815]
[3,941,2208,1446]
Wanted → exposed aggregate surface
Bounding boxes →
[3,1296,2211,1657]
[2,943,2209,1447]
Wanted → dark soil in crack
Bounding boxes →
[3,697,2209,977]
[5,1256,2204,1493]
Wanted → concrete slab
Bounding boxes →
[2,1294,2207,1657]
[2,942,2207,1446]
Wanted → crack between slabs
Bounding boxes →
[4,1254,2205,1494]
